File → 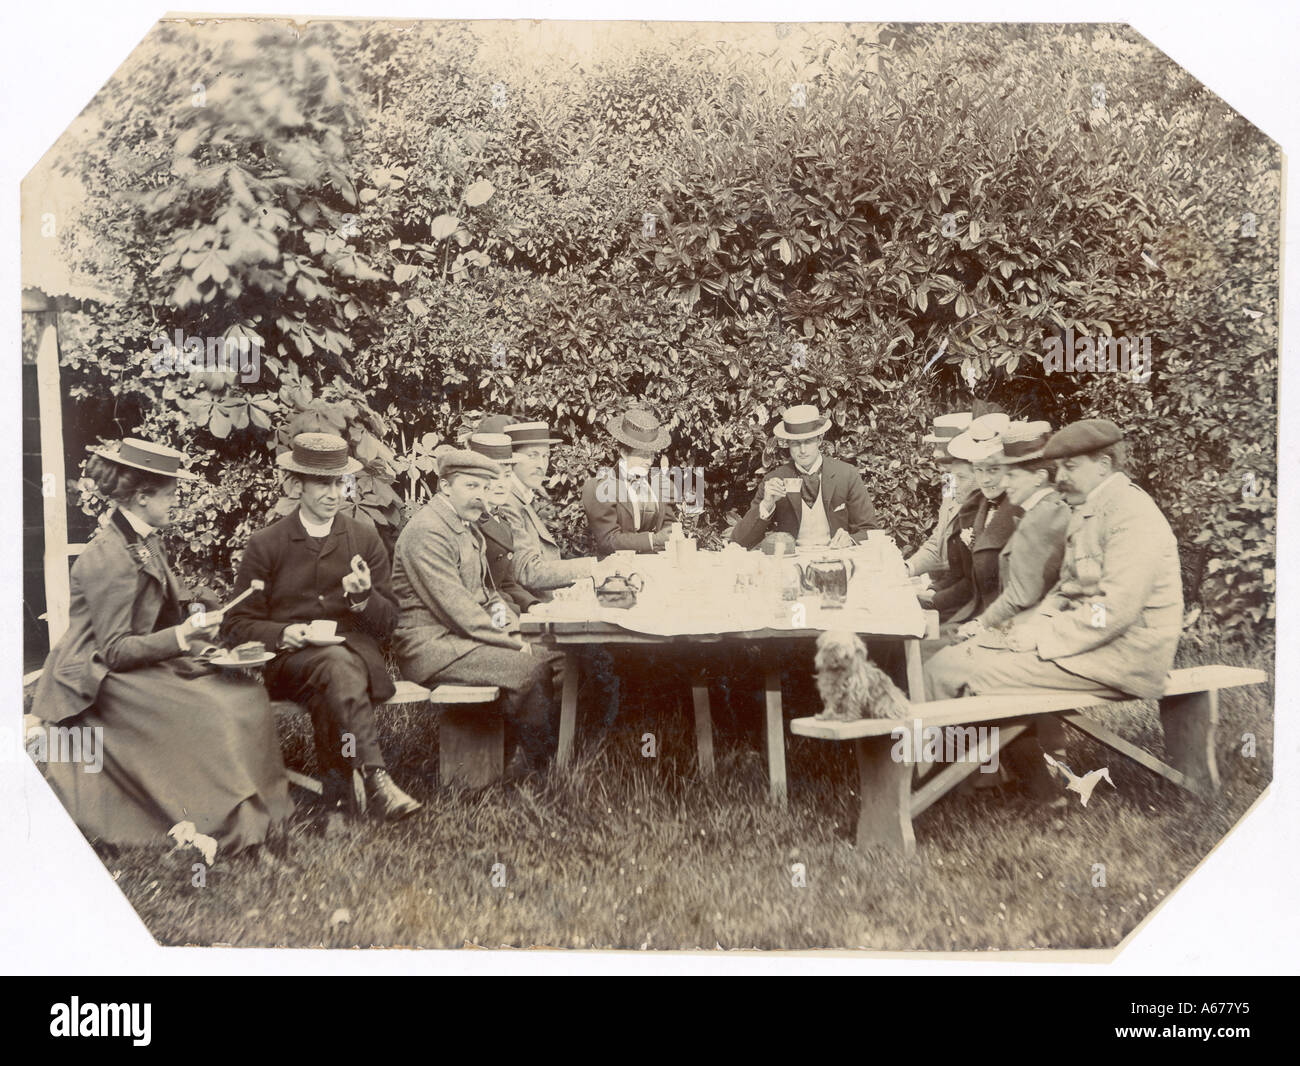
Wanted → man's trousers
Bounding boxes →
[265,645,386,773]
[423,644,552,761]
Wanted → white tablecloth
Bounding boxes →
[523,538,927,639]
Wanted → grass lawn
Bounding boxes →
[66,638,1272,952]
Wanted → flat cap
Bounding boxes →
[436,447,503,481]
[1041,418,1124,460]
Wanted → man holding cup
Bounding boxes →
[730,404,877,551]
[224,432,422,822]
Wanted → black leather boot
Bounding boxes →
[363,767,422,821]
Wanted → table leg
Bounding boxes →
[691,670,715,776]
[557,649,579,768]
[764,666,788,807]
[904,637,926,702]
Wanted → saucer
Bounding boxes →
[304,635,346,646]
[209,651,277,668]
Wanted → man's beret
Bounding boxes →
[1041,418,1124,460]
[436,447,503,481]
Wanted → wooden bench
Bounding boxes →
[790,665,1267,855]
[272,680,502,793]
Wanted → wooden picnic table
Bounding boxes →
[517,615,930,806]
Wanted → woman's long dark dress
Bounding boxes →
[33,508,291,854]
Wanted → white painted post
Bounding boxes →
[36,312,70,644]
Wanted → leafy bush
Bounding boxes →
[48,22,1278,640]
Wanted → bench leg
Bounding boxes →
[1158,689,1220,798]
[691,671,715,777]
[439,706,504,789]
[764,666,788,807]
[556,650,579,768]
[854,735,914,855]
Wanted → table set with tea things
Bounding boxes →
[519,532,930,804]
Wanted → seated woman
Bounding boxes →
[32,439,292,862]
[955,422,1070,637]
[927,413,1015,627]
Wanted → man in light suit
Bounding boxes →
[391,448,552,772]
[495,419,595,595]
[925,419,1183,701]
[582,407,673,558]
[730,404,877,550]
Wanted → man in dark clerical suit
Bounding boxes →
[730,404,877,550]
[581,407,674,559]
[224,433,421,822]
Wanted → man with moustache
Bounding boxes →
[224,433,422,821]
[391,448,553,774]
[924,419,1183,702]
[497,419,596,596]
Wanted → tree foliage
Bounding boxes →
[51,21,1278,640]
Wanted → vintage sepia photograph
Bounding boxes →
[15,13,1281,955]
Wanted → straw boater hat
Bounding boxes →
[991,421,1054,465]
[947,412,1011,463]
[773,404,832,442]
[87,438,200,480]
[921,412,973,462]
[503,421,563,447]
[607,407,671,452]
[467,432,519,465]
[276,432,363,476]
[921,412,972,444]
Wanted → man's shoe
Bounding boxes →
[363,768,422,821]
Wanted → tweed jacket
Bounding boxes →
[497,473,594,593]
[980,488,1071,628]
[35,508,191,724]
[478,509,539,614]
[1016,473,1183,699]
[581,467,668,558]
[391,495,524,684]
[223,509,399,702]
[730,455,877,549]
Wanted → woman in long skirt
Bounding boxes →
[33,438,292,860]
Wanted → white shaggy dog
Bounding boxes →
[814,631,910,721]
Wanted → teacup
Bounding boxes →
[784,478,803,495]
[308,619,338,641]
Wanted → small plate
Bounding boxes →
[304,635,346,646]
[209,651,277,668]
